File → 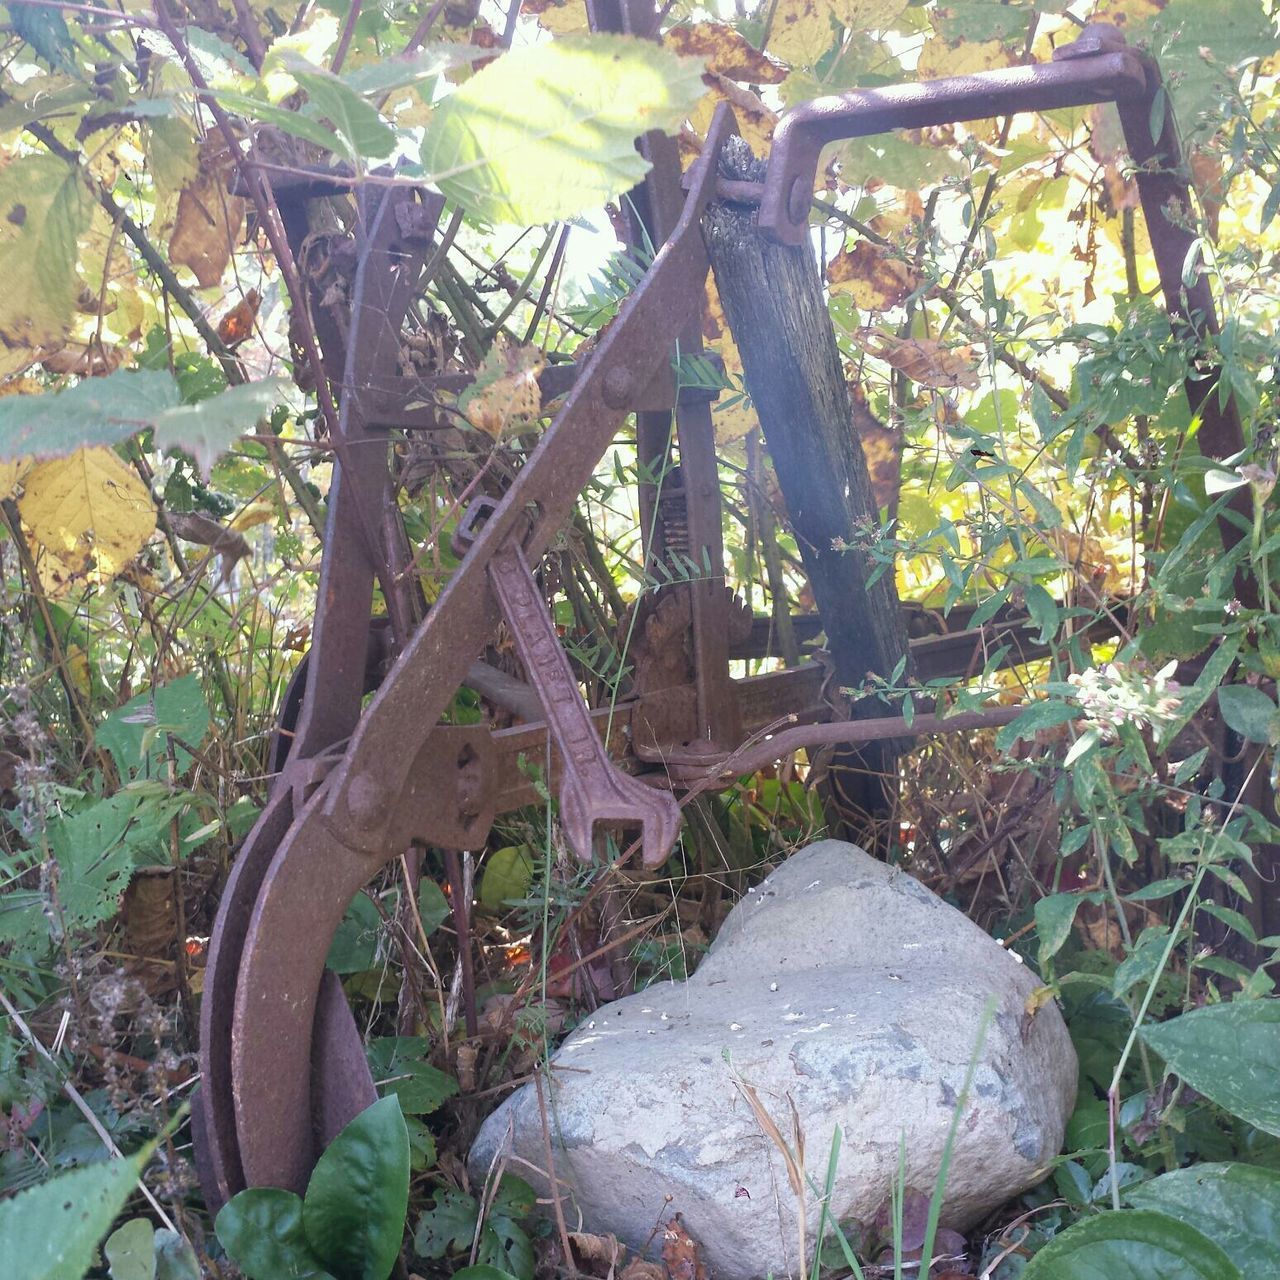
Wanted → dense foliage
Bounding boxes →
[3,0,1280,1276]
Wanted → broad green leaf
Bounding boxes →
[151,377,288,478]
[106,1218,157,1280]
[216,1188,334,1280]
[417,879,450,936]
[291,65,396,160]
[366,1037,459,1115]
[478,1216,535,1280]
[1113,925,1172,1000]
[327,891,384,974]
[1216,684,1279,745]
[1035,892,1092,968]
[211,89,347,156]
[44,792,161,938]
[0,370,180,463]
[0,1154,141,1280]
[1128,1162,1280,1278]
[9,2,73,70]
[1022,1208,1240,1278]
[154,1230,201,1280]
[479,845,535,909]
[1141,1000,1280,1135]
[421,35,705,224]
[413,1187,479,1259]
[303,1096,410,1280]
[0,154,94,363]
[342,45,481,96]
[97,674,210,780]
[1134,0,1274,138]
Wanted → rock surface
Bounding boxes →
[470,842,1077,1279]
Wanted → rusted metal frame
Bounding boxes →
[758,39,1150,244]
[285,186,442,772]
[588,0,740,753]
[320,106,735,855]
[197,182,443,1209]
[222,108,735,1193]
[758,22,1250,580]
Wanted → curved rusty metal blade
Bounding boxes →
[196,786,295,1211]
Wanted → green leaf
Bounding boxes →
[154,1230,201,1280]
[479,845,535,909]
[96,674,210,780]
[216,1188,335,1280]
[1022,1209,1241,1279]
[152,378,289,479]
[478,1217,535,1280]
[1129,1163,1280,1279]
[0,370,180,463]
[454,1268,523,1280]
[417,879,450,936]
[0,1154,142,1280]
[366,1037,459,1114]
[211,89,348,156]
[421,35,705,224]
[8,1,73,69]
[303,1096,410,1280]
[1035,892,1092,968]
[0,154,94,355]
[996,699,1076,751]
[1217,684,1279,745]
[291,64,396,161]
[106,1218,157,1280]
[327,891,384,974]
[342,45,482,96]
[1140,1000,1280,1135]
[1113,926,1171,1000]
[413,1187,479,1260]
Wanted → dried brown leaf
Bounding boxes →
[666,23,787,84]
[460,335,544,438]
[169,139,246,289]
[661,1218,707,1280]
[854,329,980,390]
[827,240,919,310]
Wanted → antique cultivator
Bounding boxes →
[195,17,1244,1206]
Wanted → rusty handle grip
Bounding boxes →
[759,28,1148,244]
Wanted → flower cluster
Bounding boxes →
[1067,660,1183,740]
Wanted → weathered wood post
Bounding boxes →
[702,138,909,848]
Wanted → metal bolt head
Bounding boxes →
[787,175,810,227]
[346,772,388,827]
[602,366,634,410]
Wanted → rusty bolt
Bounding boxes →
[602,366,634,409]
[787,176,810,227]
[346,772,389,829]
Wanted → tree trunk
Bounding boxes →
[702,137,908,850]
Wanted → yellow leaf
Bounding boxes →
[230,501,276,532]
[666,22,788,84]
[702,278,756,443]
[0,456,27,500]
[0,154,94,363]
[523,0,589,35]
[459,335,544,438]
[769,0,908,68]
[18,447,156,591]
[689,77,777,156]
[916,35,1012,80]
[827,240,920,309]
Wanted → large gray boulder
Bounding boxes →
[470,842,1076,1278]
